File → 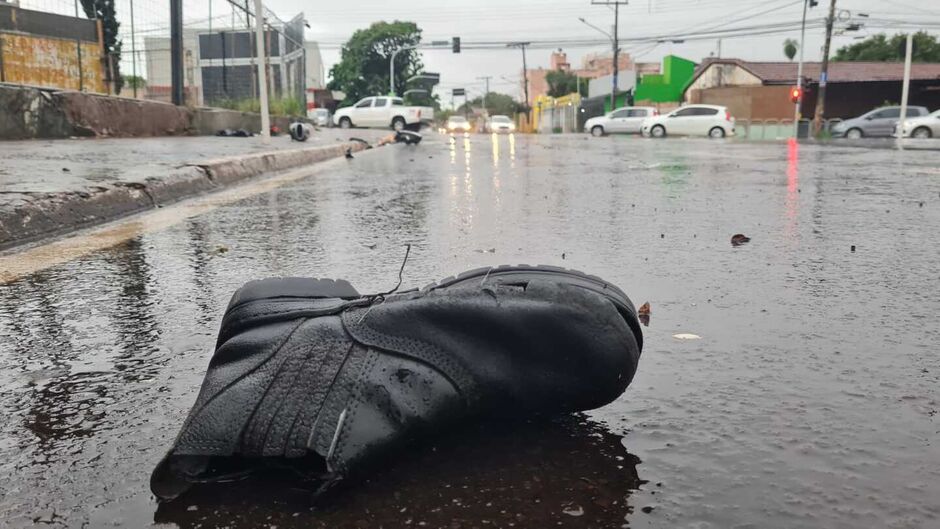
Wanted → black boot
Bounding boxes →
[151,265,643,500]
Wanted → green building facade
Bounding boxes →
[633,55,697,104]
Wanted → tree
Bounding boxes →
[80,0,122,93]
[123,75,146,90]
[833,32,940,62]
[545,70,587,98]
[328,21,423,106]
[783,38,798,61]
[457,92,524,116]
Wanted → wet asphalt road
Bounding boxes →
[1,133,939,528]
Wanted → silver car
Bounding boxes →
[831,106,928,139]
[896,109,940,139]
[311,108,331,127]
[584,106,657,136]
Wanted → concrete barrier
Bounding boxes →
[0,83,309,139]
[0,141,372,249]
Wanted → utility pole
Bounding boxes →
[170,0,183,105]
[590,1,628,111]
[129,0,137,97]
[812,0,837,136]
[252,0,270,142]
[507,42,531,113]
[73,0,84,91]
[611,2,619,111]
[793,0,810,138]
[898,32,913,143]
[477,76,492,115]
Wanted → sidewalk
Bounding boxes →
[0,129,390,248]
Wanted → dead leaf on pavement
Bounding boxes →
[638,302,651,327]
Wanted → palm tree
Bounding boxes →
[784,39,798,61]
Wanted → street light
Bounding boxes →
[578,17,613,41]
[390,44,420,96]
[579,6,622,111]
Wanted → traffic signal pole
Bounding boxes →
[793,0,810,138]
[812,0,837,136]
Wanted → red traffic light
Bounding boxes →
[790,87,803,103]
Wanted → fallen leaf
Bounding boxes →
[638,302,651,327]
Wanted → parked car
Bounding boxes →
[486,115,516,133]
[894,109,940,139]
[446,115,473,132]
[333,96,433,131]
[831,106,929,139]
[641,105,735,138]
[585,106,658,136]
[310,108,331,127]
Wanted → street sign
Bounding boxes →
[452,88,465,96]
[819,72,827,87]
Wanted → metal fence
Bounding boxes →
[8,0,310,112]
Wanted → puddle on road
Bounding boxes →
[153,416,643,529]
[1,134,939,528]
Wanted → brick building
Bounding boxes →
[685,58,940,120]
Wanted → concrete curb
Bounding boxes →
[0,141,370,250]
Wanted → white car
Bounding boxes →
[333,96,433,131]
[585,106,658,136]
[641,104,735,138]
[486,115,516,133]
[446,115,472,132]
[895,109,940,139]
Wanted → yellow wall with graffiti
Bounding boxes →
[1,33,105,93]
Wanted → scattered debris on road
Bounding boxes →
[215,129,253,137]
[673,333,701,340]
[348,137,373,149]
[731,233,751,246]
[289,122,313,142]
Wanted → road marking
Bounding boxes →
[0,156,348,284]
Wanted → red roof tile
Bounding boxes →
[695,58,940,85]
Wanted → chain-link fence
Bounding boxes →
[5,0,315,113]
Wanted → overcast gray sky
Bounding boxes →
[257,0,939,104]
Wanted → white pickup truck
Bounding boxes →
[333,96,433,131]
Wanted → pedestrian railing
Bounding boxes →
[736,118,844,140]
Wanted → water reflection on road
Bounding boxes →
[1,133,939,528]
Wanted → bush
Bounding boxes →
[214,97,305,117]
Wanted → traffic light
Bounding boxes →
[790,86,803,104]
[452,37,461,53]
[809,0,818,7]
